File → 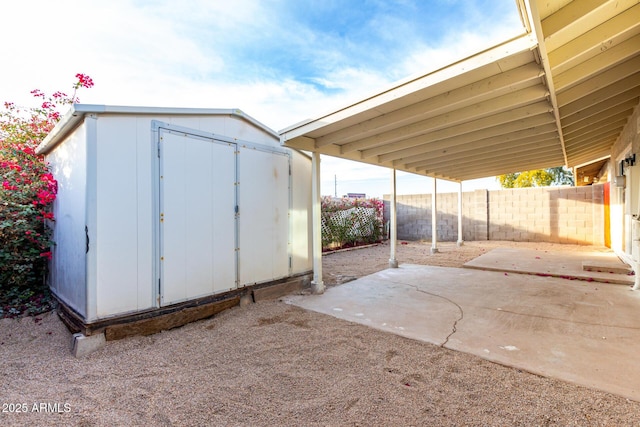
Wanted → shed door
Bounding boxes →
[238,148,291,285]
[159,129,237,306]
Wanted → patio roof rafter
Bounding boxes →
[560,74,640,116]
[364,116,554,161]
[412,142,562,172]
[401,134,559,167]
[563,99,639,132]
[340,84,550,155]
[351,90,551,159]
[316,62,546,150]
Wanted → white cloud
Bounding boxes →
[1,0,223,107]
[396,26,525,79]
[1,0,521,197]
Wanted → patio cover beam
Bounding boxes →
[525,0,569,168]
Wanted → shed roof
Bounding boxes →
[279,0,640,182]
[36,104,278,155]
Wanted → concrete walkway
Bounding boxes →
[284,252,640,401]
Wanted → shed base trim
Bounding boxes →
[55,272,312,340]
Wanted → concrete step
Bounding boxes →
[462,248,635,286]
[582,260,634,275]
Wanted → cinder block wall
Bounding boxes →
[383,184,605,244]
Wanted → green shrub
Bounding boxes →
[321,196,384,250]
[0,74,93,317]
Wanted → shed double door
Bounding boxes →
[158,129,237,306]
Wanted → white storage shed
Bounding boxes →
[36,105,312,336]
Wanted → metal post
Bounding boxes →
[311,152,325,293]
[457,181,464,247]
[431,177,439,254]
[389,168,399,268]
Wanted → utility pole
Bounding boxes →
[334,174,337,197]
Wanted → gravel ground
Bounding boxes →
[1,240,639,426]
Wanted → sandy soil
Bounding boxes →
[2,240,640,426]
[321,240,612,285]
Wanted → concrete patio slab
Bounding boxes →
[463,247,634,285]
[284,262,640,401]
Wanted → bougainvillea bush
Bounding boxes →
[321,196,384,250]
[0,74,93,317]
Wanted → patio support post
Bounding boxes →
[457,182,464,247]
[389,168,399,268]
[311,152,325,294]
[431,177,439,254]
[633,220,640,290]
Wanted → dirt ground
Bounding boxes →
[2,240,640,426]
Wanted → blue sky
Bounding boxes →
[0,0,525,197]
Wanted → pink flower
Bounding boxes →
[38,211,55,220]
[18,146,35,156]
[2,181,17,191]
[75,73,94,89]
[39,251,52,260]
[40,172,55,182]
[41,173,58,193]
[36,189,56,205]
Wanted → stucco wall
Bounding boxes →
[611,103,640,165]
[384,184,605,245]
[608,102,640,258]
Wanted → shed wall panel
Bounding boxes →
[149,115,276,146]
[291,151,313,274]
[47,123,88,316]
[239,147,290,285]
[223,116,274,144]
[95,117,149,317]
[134,117,156,309]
